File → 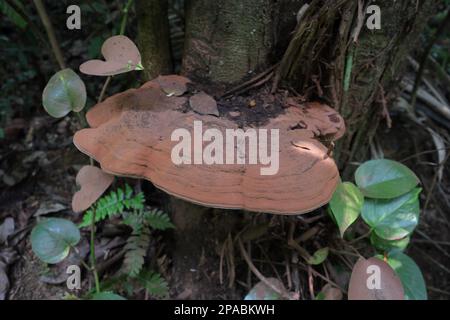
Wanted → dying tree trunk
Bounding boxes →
[137,0,438,299]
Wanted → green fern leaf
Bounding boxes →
[144,209,174,231]
[122,228,150,277]
[136,270,169,298]
[79,184,145,228]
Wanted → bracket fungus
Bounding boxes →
[73,75,345,214]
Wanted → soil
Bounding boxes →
[186,83,287,128]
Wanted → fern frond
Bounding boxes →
[144,209,174,231]
[122,228,150,277]
[136,270,169,298]
[79,184,144,228]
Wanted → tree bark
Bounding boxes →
[277,0,436,175]
[136,0,172,79]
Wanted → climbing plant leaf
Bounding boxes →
[42,68,87,118]
[370,232,410,252]
[31,218,80,264]
[378,252,427,300]
[361,188,421,240]
[307,247,329,265]
[355,159,419,199]
[329,182,364,237]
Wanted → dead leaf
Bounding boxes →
[34,202,67,217]
[0,218,14,245]
[80,35,142,76]
[348,257,404,300]
[189,91,219,116]
[0,248,18,300]
[72,165,114,213]
[157,75,190,96]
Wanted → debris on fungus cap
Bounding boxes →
[73,76,346,214]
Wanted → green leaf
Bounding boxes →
[122,228,150,277]
[31,218,80,264]
[42,69,87,118]
[91,291,127,300]
[378,252,427,300]
[361,188,421,240]
[144,209,174,231]
[355,159,419,199]
[307,247,329,265]
[329,182,364,237]
[370,232,410,252]
[79,185,144,228]
[136,271,169,298]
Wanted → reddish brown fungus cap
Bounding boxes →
[73,76,346,214]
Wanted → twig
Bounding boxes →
[424,152,450,214]
[237,237,292,300]
[298,262,347,294]
[119,0,134,35]
[97,76,112,104]
[307,266,315,299]
[33,0,66,69]
[416,229,450,259]
[222,64,278,98]
[90,209,101,293]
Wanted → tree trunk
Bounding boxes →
[137,0,438,299]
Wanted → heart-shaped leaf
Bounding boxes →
[80,35,142,76]
[329,182,364,237]
[379,252,427,300]
[31,218,80,264]
[92,291,127,300]
[72,165,114,213]
[348,257,404,300]
[189,91,219,116]
[370,232,410,252]
[307,247,329,265]
[361,188,421,240]
[42,69,87,118]
[355,159,419,199]
[244,278,287,300]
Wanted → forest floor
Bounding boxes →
[0,82,449,299]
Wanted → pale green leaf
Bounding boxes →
[307,247,329,265]
[378,252,427,300]
[355,159,419,199]
[42,69,86,118]
[329,182,364,237]
[362,188,421,240]
[31,218,80,264]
